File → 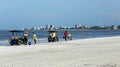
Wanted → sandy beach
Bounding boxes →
[0,36,120,67]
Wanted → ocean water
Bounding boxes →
[0,29,120,46]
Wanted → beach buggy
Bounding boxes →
[9,30,24,46]
[48,30,59,42]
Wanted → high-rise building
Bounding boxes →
[46,24,55,30]
[75,24,81,29]
[46,24,50,29]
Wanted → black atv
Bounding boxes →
[9,30,24,46]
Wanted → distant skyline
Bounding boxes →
[0,0,120,30]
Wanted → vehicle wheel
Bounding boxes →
[11,43,14,46]
[48,37,51,42]
[17,40,21,45]
[48,40,50,42]
[10,42,14,46]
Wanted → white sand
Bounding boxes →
[0,36,120,67]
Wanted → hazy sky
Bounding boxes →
[0,0,120,30]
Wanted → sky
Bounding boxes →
[0,0,120,30]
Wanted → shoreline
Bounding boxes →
[0,36,120,67]
[1,35,120,46]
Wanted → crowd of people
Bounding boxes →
[23,31,72,45]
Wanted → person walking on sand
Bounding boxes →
[64,31,68,41]
[24,32,28,45]
[32,32,37,44]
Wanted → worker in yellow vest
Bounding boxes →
[67,33,72,40]
[32,32,37,44]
